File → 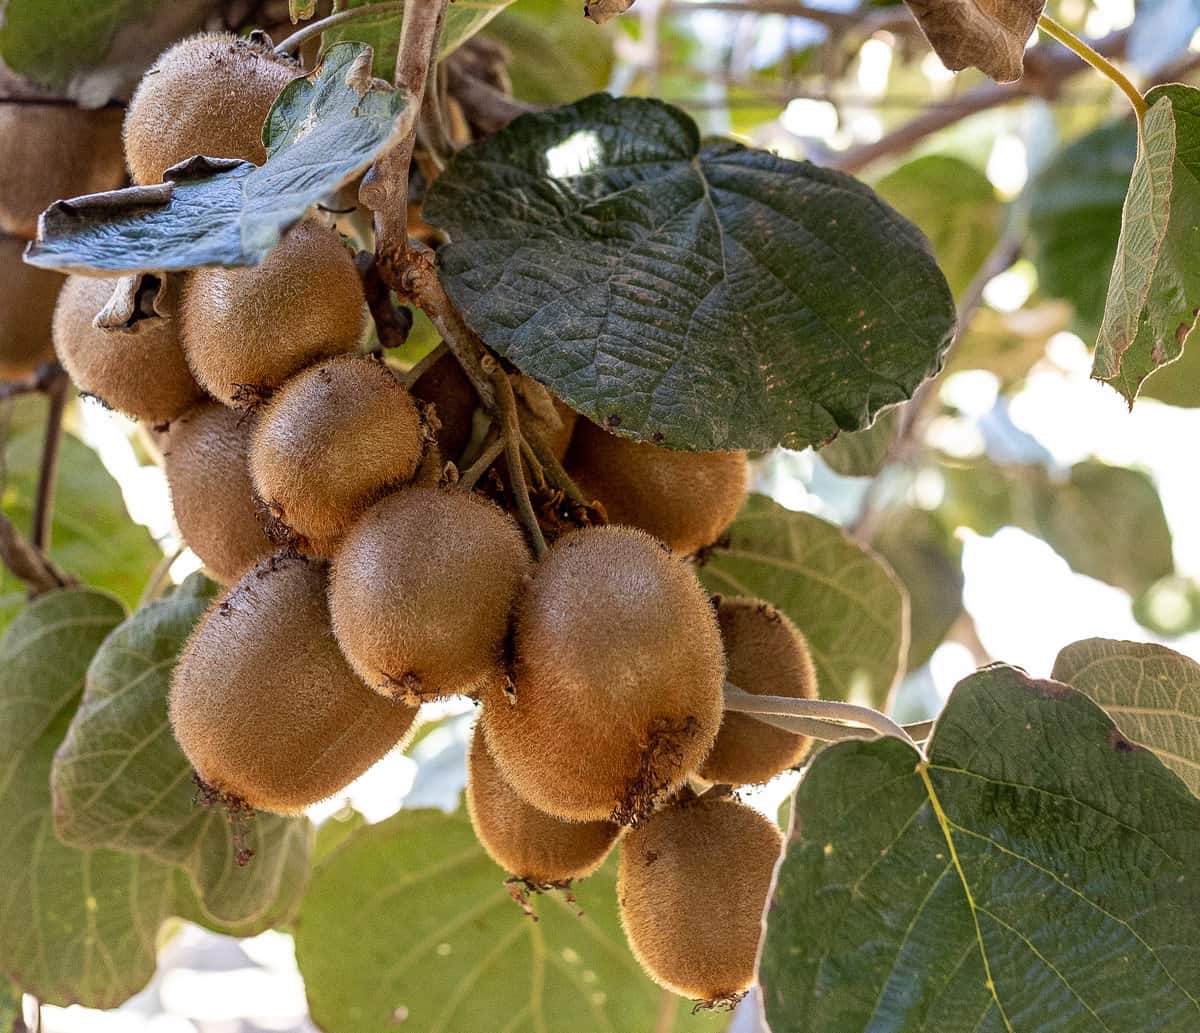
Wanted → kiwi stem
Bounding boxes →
[272,2,410,56]
[458,434,504,490]
[0,512,72,596]
[492,366,547,556]
[723,683,918,747]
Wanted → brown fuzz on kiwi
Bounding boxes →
[466,727,620,885]
[481,526,725,824]
[168,553,417,814]
[0,103,126,238]
[123,33,298,185]
[249,355,425,552]
[329,486,532,703]
[410,350,477,462]
[179,222,366,407]
[700,597,818,786]
[566,418,748,554]
[52,274,205,424]
[617,794,783,1004]
[162,402,274,583]
[0,235,63,379]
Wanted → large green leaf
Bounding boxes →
[425,94,956,451]
[874,155,1001,298]
[761,664,1200,1032]
[1095,85,1200,403]
[51,575,313,930]
[0,588,175,1008]
[322,0,517,82]
[26,42,411,274]
[1,404,161,628]
[700,495,908,707]
[294,808,707,1032]
[1053,638,1200,797]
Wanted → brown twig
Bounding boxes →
[0,512,72,596]
[490,362,547,557]
[444,62,538,134]
[31,367,68,551]
[355,250,414,350]
[457,433,504,490]
[0,361,64,403]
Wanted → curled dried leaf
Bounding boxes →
[904,0,1045,82]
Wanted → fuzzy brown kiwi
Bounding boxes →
[700,598,818,785]
[0,103,126,238]
[162,402,273,583]
[52,274,205,424]
[123,33,298,186]
[566,418,748,554]
[481,526,725,824]
[617,795,782,1003]
[466,727,620,884]
[179,222,366,407]
[249,355,425,553]
[168,553,417,814]
[0,235,62,379]
[329,485,531,703]
[410,350,477,461]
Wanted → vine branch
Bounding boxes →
[31,367,68,551]
[1037,14,1147,119]
[0,513,72,597]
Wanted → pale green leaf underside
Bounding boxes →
[700,494,908,709]
[1053,637,1200,797]
[25,42,410,274]
[295,808,705,1033]
[762,665,1200,1033]
[52,576,313,930]
[0,589,175,1009]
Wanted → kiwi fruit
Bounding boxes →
[249,355,425,552]
[0,235,63,379]
[169,553,417,814]
[481,526,725,824]
[52,274,205,424]
[0,103,126,239]
[179,221,366,406]
[162,402,273,583]
[566,418,748,554]
[123,33,298,186]
[329,486,531,703]
[700,598,818,786]
[617,795,782,1003]
[466,727,619,884]
[410,350,477,461]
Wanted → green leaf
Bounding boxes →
[700,495,908,707]
[322,0,517,81]
[1028,119,1136,335]
[425,94,956,451]
[1095,85,1200,403]
[1053,638,1200,797]
[26,42,411,274]
[761,664,1200,1032]
[1,405,162,623]
[874,155,1001,298]
[486,0,616,106]
[0,980,19,1033]
[0,588,176,1009]
[294,808,705,1033]
[870,507,963,670]
[816,407,899,478]
[51,574,313,930]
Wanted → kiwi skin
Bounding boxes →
[410,350,476,462]
[162,402,274,584]
[249,355,425,553]
[481,525,725,824]
[123,33,297,186]
[52,275,205,424]
[330,486,532,704]
[168,553,417,814]
[0,235,62,379]
[0,103,126,238]
[467,727,620,884]
[700,597,818,786]
[566,418,748,554]
[617,795,783,1003]
[179,221,366,407]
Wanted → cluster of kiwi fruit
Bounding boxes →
[29,30,820,1008]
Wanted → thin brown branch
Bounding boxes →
[0,361,64,403]
[667,0,917,34]
[31,368,68,552]
[356,250,414,351]
[491,362,547,557]
[444,63,538,135]
[0,512,72,597]
[457,433,503,490]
